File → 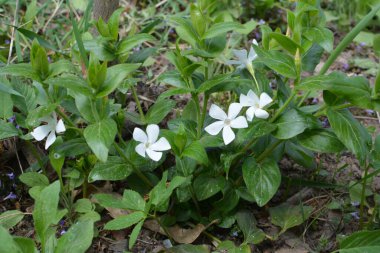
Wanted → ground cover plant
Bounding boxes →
[0,0,380,252]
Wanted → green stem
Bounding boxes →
[256,140,283,163]
[193,95,202,139]
[197,94,208,139]
[113,142,153,188]
[314,103,352,117]
[319,4,380,75]
[270,90,297,122]
[248,64,259,91]
[359,162,370,228]
[131,86,146,123]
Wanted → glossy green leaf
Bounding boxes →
[55,221,94,253]
[0,120,18,140]
[269,203,313,232]
[273,109,320,139]
[45,75,93,95]
[202,22,244,39]
[196,74,230,93]
[145,99,176,124]
[298,129,345,153]
[169,17,199,47]
[270,32,302,55]
[243,158,281,207]
[303,27,334,52]
[0,210,24,229]
[236,210,266,245]
[89,156,133,182]
[158,70,188,88]
[182,141,208,165]
[129,220,143,249]
[339,230,380,253]
[326,109,371,163]
[193,174,225,201]
[0,64,40,81]
[117,34,155,57]
[122,190,146,212]
[84,118,117,162]
[236,120,277,145]
[285,141,316,169]
[48,59,77,77]
[104,211,145,230]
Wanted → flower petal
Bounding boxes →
[151,137,171,151]
[135,143,146,158]
[252,39,258,46]
[31,125,51,141]
[240,94,253,107]
[231,116,248,129]
[259,92,273,108]
[232,49,248,62]
[45,131,56,149]
[209,104,227,121]
[222,126,235,145]
[255,108,269,119]
[246,107,256,122]
[147,124,160,143]
[227,103,242,120]
[146,149,163,162]
[205,121,224,135]
[55,119,66,133]
[133,127,148,143]
[247,90,259,105]
[247,47,257,62]
[226,60,242,65]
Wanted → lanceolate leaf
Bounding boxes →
[45,76,92,96]
[327,109,371,163]
[339,230,380,253]
[303,27,334,52]
[202,22,244,39]
[269,203,313,232]
[242,158,281,207]
[0,64,40,81]
[104,211,145,230]
[117,33,155,57]
[270,32,302,55]
[55,221,94,253]
[145,99,176,124]
[298,129,345,153]
[84,118,117,162]
[88,156,133,182]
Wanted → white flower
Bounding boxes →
[133,124,171,162]
[205,103,248,145]
[240,90,273,121]
[227,39,259,70]
[31,112,66,149]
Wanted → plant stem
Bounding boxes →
[319,4,380,75]
[256,140,283,163]
[193,94,202,139]
[131,86,146,123]
[197,94,208,139]
[113,142,153,188]
[314,103,353,117]
[270,90,297,122]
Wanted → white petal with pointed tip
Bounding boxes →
[246,107,257,122]
[135,143,146,158]
[247,47,257,62]
[228,103,242,119]
[209,104,227,121]
[240,94,252,107]
[205,121,225,135]
[133,128,148,143]
[146,124,159,143]
[222,126,235,145]
[232,49,248,62]
[259,93,273,108]
[146,149,162,162]
[45,131,56,149]
[255,108,269,119]
[252,39,258,46]
[231,116,248,129]
[247,90,260,105]
[151,137,171,151]
[56,119,66,133]
[31,125,51,141]
[226,60,242,65]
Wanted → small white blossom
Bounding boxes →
[133,124,171,162]
[240,90,273,121]
[227,39,259,70]
[205,103,248,145]
[31,112,66,149]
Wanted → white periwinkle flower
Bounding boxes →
[240,90,273,121]
[31,112,66,149]
[205,103,248,145]
[227,39,259,70]
[133,124,171,162]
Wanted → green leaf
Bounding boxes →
[0,226,22,253]
[285,141,316,168]
[33,181,61,247]
[236,120,277,145]
[117,34,155,58]
[202,22,244,39]
[193,174,225,201]
[122,190,146,212]
[269,203,313,232]
[196,74,230,93]
[0,210,24,229]
[74,199,93,213]
[273,109,320,139]
[270,32,302,55]
[107,8,124,40]
[190,4,206,36]
[88,156,133,182]
[298,129,345,153]
[167,244,210,253]
[84,118,117,162]
[94,193,128,209]
[104,211,145,230]
[0,92,13,119]
[129,220,143,249]
[254,45,297,78]
[158,70,188,88]
[0,80,22,96]
[182,141,208,165]
[0,63,40,81]
[13,237,37,253]
[217,240,251,253]
[236,210,266,245]
[74,94,97,123]
[303,27,334,52]
[48,59,77,78]
[298,73,372,109]
[326,109,371,163]
[243,158,281,207]
[145,99,176,124]
[169,17,199,47]
[0,120,19,140]
[19,172,49,187]
[339,230,380,253]
[97,64,141,97]
[46,75,92,95]
[17,28,57,51]
[55,221,94,253]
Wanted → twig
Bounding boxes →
[42,0,63,33]
[13,137,24,174]
[155,0,168,8]
[7,0,20,65]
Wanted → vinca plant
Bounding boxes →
[1,0,380,252]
